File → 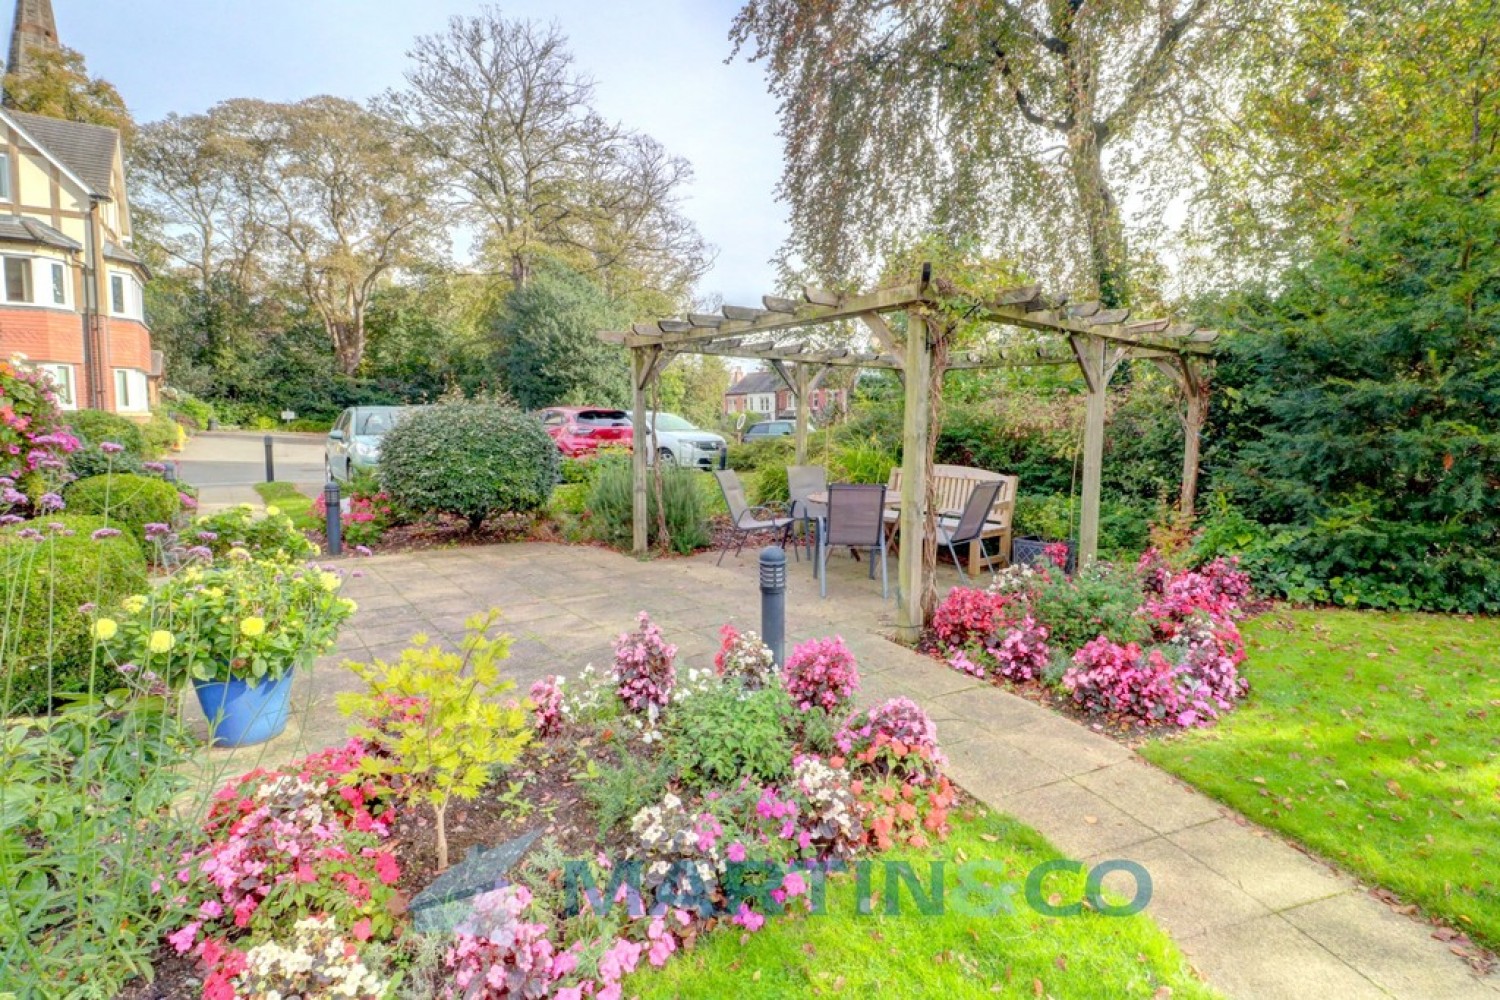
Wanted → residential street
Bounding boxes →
[174,431,327,510]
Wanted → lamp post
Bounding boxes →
[759,545,787,666]
[324,479,342,556]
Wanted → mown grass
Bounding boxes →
[1142,609,1500,948]
[253,481,320,532]
[630,803,1216,999]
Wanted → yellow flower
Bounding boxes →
[339,598,358,614]
[319,571,340,592]
[121,595,147,614]
[265,505,281,517]
[93,618,119,640]
[227,547,251,562]
[147,630,175,654]
[204,587,225,599]
[240,616,266,637]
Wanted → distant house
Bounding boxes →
[0,1,154,415]
[723,369,847,419]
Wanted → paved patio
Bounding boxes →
[195,540,1496,1000]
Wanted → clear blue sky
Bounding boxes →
[54,0,787,307]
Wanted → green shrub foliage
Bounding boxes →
[64,410,148,458]
[1201,162,1500,613]
[63,474,182,551]
[665,683,794,789]
[0,516,150,713]
[379,401,560,531]
[586,456,709,554]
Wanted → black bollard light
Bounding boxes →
[324,479,342,556]
[760,545,787,667]
[263,433,275,483]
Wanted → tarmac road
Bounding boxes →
[174,431,327,511]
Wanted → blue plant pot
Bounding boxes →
[193,670,294,746]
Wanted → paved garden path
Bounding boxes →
[207,541,1496,1000]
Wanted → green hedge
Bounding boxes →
[65,411,147,459]
[0,516,149,714]
[63,475,182,552]
[379,402,559,531]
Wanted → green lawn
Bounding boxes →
[631,804,1216,999]
[1142,609,1500,948]
[253,481,320,532]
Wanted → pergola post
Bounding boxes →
[896,310,933,640]
[1070,334,1124,567]
[793,363,812,465]
[629,347,651,555]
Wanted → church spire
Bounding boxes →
[7,0,58,79]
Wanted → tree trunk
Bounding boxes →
[330,318,364,376]
[1070,127,1129,308]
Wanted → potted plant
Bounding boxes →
[1010,495,1078,574]
[97,554,356,745]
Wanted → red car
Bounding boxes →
[537,406,634,458]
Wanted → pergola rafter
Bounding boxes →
[600,272,1214,638]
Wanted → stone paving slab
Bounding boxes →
[223,541,1495,1000]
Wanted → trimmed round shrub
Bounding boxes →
[142,411,181,458]
[63,474,182,551]
[379,402,559,532]
[65,410,148,459]
[0,515,149,713]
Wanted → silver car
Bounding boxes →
[645,411,727,470]
[325,405,421,481]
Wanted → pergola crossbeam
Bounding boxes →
[606,271,1217,634]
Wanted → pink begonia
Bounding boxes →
[986,614,1052,682]
[167,921,201,955]
[612,612,676,713]
[834,697,944,764]
[732,902,766,932]
[782,635,859,713]
[947,648,987,678]
[529,675,565,738]
[598,938,644,982]
[646,917,677,967]
[727,840,747,863]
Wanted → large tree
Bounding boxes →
[3,45,131,133]
[730,0,1250,303]
[385,7,711,303]
[493,262,630,409]
[1179,0,1500,285]
[230,97,446,374]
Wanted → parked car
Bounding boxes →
[538,406,634,458]
[645,411,727,470]
[744,419,794,441]
[325,405,423,482]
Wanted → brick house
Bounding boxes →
[723,369,847,419]
[0,2,154,415]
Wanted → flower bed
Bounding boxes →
[930,550,1253,729]
[139,613,984,999]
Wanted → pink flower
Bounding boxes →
[167,921,200,955]
[351,917,372,941]
[732,902,765,932]
[727,841,747,863]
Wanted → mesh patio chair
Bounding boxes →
[818,483,889,599]
[786,464,827,560]
[713,469,793,566]
[935,478,1005,582]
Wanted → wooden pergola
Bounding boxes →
[599,269,1215,639]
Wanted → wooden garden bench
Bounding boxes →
[886,465,1018,576]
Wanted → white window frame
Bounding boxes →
[0,153,10,201]
[36,363,76,410]
[107,270,144,320]
[49,260,67,307]
[113,368,149,413]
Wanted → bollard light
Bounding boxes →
[324,479,342,556]
[263,433,275,483]
[759,545,787,667]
